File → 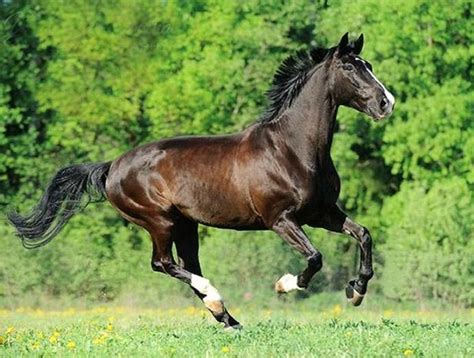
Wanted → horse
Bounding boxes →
[8,33,395,330]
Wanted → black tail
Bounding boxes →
[8,162,112,249]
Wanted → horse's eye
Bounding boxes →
[343,64,355,71]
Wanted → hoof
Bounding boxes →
[345,281,365,306]
[275,273,303,294]
[224,324,242,332]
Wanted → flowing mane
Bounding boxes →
[260,46,335,123]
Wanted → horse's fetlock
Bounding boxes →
[296,275,309,289]
[361,268,374,280]
[308,252,323,270]
[203,297,225,314]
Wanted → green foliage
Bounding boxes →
[146,1,320,137]
[381,178,473,306]
[28,0,174,160]
[384,78,473,184]
[0,0,472,308]
[0,2,49,206]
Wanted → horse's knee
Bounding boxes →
[361,227,372,247]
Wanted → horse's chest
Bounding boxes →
[301,167,341,209]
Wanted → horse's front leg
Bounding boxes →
[271,211,323,293]
[314,205,374,306]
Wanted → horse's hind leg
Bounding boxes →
[173,220,241,329]
[150,218,241,329]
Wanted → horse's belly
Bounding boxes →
[172,186,260,229]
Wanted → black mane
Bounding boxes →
[260,46,335,123]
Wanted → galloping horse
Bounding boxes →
[9,33,394,329]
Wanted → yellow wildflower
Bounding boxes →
[48,330,59,344]
[49,335,58,345]
[93,333,108,345]
[185,306,197,316]
[221,346,230,353]
[6,326,14,335]
[31,342,41,350]
[93,337,102,345]
[34,308,45,317]
[345,331,352,337]
[0,336,5,345]
[332,304,342,317]
[106,323,113,332]
[404,349,414,356]
[65,308,76,316]
[66,341,76,349]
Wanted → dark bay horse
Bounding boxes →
[9,33,394,329]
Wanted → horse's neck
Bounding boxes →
[277,71,338,166]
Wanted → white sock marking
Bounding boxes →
[190,274,222,301]
[277,273,303,293]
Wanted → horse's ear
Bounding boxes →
[353,33,364,55]
[336,32,350,57]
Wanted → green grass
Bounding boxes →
[0,305,472,357]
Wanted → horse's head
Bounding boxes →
[328,33,395,120]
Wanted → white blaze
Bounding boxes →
[356,58,395,109]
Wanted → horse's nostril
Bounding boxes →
[380,98,387,110]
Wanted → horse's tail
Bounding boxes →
[8,162,112,249]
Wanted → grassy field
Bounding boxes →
[0,304,472,357]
